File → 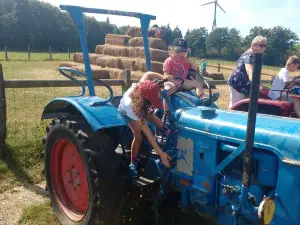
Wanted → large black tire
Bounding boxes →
[44,117,124,225]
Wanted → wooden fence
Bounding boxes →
[0,66,272,158]
[209,64,275,78]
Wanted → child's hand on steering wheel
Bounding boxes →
[166,75,174,82]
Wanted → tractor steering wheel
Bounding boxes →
[187,68,213,106]
[153,77,185,97]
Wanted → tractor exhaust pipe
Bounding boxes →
[242,53,263,188]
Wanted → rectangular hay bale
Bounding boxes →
[59,62,110,79]
[105,34,131,46]
[73,53,99,65]
[128,37,167,50]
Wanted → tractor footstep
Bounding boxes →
[132,176,156,187]
[115,146,130,155]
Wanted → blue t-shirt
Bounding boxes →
[228,51,254,95]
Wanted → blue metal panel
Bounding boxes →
[271,161,300,224]
[176,107,300,162]
[42,97,127,131]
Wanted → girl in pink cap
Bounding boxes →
[118,72,173,178]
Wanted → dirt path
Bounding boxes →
[0,181,48,225]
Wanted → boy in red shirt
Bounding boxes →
[162,38,205,119]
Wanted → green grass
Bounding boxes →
[19,201,59,225]
[0,60,122,193]
[0,51,71,61]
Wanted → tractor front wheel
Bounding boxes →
[44,118,124,225]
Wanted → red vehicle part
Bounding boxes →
[230,85,299,118]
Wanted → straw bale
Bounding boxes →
[135,59,163,73]
[95,55,121,69]
[125,27,162,38]
[205,72,225,80]
[150,49,168,62]
[125,26,141,37]
[73,53,84,63]
[119,58,137,70]
[95,45,168,62]
[151,61,164,73]
[117,70,144,80]
[59,62,110,79]
[128,37,167,50]
[95,45,128,57]
[73,53,99,65]
[105,34,131,46]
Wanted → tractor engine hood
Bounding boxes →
[174,106,300,162]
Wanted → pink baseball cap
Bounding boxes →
[137,80,163,109]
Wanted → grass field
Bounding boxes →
[0,52,278,224]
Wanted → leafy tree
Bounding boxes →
[160,24,173,46]
[185,27,208,57]
[222,28,242,60]
[118,25,130,34]
[171,25,183,40]
[206,27,229,57]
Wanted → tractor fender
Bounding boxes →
[41,96,127,131]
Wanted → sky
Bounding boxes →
[39,0,300,38]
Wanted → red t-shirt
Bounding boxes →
[163,57,192,80]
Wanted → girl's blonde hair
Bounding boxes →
[168,46,187,58]
[130,85,155,125]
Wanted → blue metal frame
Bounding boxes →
[60,5,156,97]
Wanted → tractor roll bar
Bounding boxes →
[60,5,156,97]
[241,53,263,193]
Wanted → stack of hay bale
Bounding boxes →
[61,26,168,80]
[60,26,224,81]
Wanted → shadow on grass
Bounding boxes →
[2,143,47,198]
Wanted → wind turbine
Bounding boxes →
[201,0,226,31]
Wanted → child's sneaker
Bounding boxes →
[129,163,139,179]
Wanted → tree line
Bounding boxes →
[1,0,299,66]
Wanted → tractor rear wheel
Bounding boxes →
[44,117,124,225]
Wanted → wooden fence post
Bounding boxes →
[0,64,6,158]
[122,69,131,94]
[28,45,31,60]
[218,64,221,72]
[4,46,8,61]
[49,46,52,61]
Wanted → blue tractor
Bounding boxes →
[42,5,300,225]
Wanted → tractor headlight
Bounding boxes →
[258,197,275,225]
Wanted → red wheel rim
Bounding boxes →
[51,139,89,222]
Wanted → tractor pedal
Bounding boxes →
[115,146,130,155]
[132,175,156,187]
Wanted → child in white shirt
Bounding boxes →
[269,55,300,117]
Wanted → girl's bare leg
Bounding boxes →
[127,120,142,163]
[182,79,204,96]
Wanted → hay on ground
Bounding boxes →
[105,34,131,46]
[128,37,167,50]
[59,62,110,79]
